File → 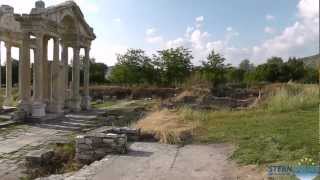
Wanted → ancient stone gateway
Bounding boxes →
[0,1,96,118]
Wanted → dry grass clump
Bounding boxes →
[135,109,199,144]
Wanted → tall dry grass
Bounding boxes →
[135,109,200,144]
[265,83,319,112]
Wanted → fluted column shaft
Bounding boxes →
[81,47,91,110]
[42,37,49,105]
[61,45,68,105]
[0,41,2,91]
[4,42,13,106]
[49,37,63,113]
[19,33,31,106]
[71,46,81,111]
[17,33,31,115]
[31,33,46,117]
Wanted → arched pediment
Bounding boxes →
[40,1,96,40]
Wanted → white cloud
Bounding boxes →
[146,28,157,36]
[146,36,163,44]
[145,28,163,44]
[195,16,204,22]
[266,14,275,21]
[165,0,318,65]
[264,26,276,34]
[251,0,319,63]
[91,42,127,65]
[113,18,121,23]
[226,27,233,32]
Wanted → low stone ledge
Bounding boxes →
[90,126,141,141]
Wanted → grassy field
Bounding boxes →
[181,83,319,165]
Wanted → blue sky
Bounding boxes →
[1,0,319,66]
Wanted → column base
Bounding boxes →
[69,97,81,112]
[31,102,46,118]
[81,96,91,111]
[14,101,31,121]
[3,96,14,107]
[18,101,31,113]
[47,102,64,113]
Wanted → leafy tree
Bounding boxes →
[226,67,245,83]
[200,50,229,85]
[239,59,254,71]
[285,57,305,81]
[303,67,319,83]
[109,49,157,84]
[154,47,193,86]
[90,62,108,84]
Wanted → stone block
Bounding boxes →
[25,149,54,167]
[77,144,92,150]
[85,138,93,145]
[76,135,86,144]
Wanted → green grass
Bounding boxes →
[92,100,119,109]
[181,83,319,165]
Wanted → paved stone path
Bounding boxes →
[43,142,264,180]
[0,111,103,180]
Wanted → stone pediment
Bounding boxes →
[34,1,96,40]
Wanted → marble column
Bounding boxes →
[4,42,13,106]
[81,47,91,110]
[61,44,68,107]
[48,37,63,113]
[0,41,2,92]
[42,37,49,106]
[70,46,81,112]
[18,33,31,113]
[31,33,46,117]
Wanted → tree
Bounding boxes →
[154,47,193,86]
[109,49,157,84]
[285,57,304,81]
[90,62,108,84]
[239,59,254,71]
[200,50,229,85]
[226,67,245,83]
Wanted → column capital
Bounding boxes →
[85,46,91,51]
[73,46,80,56]
[5,42,12,49]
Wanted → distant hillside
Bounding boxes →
[301,54,320,68]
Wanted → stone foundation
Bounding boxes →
[75,133,128,164]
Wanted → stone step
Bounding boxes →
[36,123,82,131]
